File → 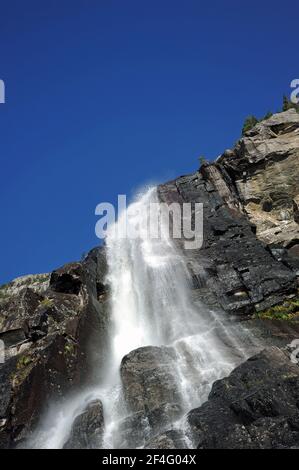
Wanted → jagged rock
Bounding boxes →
[158,111,299,315]
[63,400,104,449]
[121,346,181,413]
[187,347,299,449]
[0,247,109,448]
[145,429,188,449]
[117,402,183,449]
[50,263,83,295]
[219,109,299,248]
[159,175,296,315]
[119,346,183,447]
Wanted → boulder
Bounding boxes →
[188,347,299,449]
[119,346,183,447]
[120,346,182,413]
[63,399,104,449]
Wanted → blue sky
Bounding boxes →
[0,0,297,284]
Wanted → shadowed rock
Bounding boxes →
[188,347,299,449]
[0,247,109,448]
[119,346,183,447]
[63,400,104,449]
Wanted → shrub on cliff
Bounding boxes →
[242,112,273,135]
[242,115,259,134]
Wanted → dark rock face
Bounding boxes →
[159,176,296,315]
[50,263,83,295]
[63,400,104,449]
[158,110,298,315]
[119,346,183,447]
[188,347,299,449]
[0,247,109,448]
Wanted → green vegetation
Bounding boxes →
[17,355,33,369]
[198,155,207,166]
[242,95,299,136]
[40,297,53,308]
[0,291,7,300]
[0,284,9,303]
[33,274,48,284]
[64,342,75,356]
[242,115,259,134]
[254,297,299,321]
[242,112,273,135]
[0,282,9,290]
[12,355,34,387]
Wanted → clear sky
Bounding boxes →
[0,0,297,284]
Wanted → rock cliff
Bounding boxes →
[0,109,298,449]
[0,249,109,447]
[158,109,298,315]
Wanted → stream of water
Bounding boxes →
[27,187,259,449]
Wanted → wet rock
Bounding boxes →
[159,175,296,315]
[117,402,183,449]
[119,346,183,447]
[187,347,299,449]
[121,346,181,413]
[145,429,188,449]
[158,111,299,315]
[0,247,109,448]
[63,400,104,449]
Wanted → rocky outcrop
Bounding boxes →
[145,430,188,449]
[118,346,183,448]
[0,247,109,448]
[120,346,181,412]
[158,110,298,316]
[63,399,104,449]
[218,109,299,249]
[187,347,299,449]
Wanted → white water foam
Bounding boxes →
[27,187,259,449]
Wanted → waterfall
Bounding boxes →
[26,186,259,449]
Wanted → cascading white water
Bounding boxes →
[27,186,259,449]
